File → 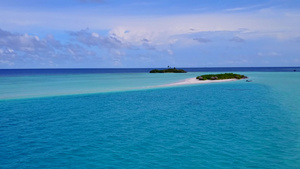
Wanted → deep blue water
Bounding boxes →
[1,68,300,168]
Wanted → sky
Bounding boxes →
[0,0,300,68]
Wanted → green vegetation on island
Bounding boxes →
[150,67,187,73]
[196,73,247,80]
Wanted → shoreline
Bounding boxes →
[158,78,237,87]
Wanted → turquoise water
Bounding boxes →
[0,72,202,99]
[1,71,300,168]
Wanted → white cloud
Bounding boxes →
[229,36,245,43]
[70,29,175,56]
[258,52,282,57]
[1,7,300,41]
[69,28,128,48]
[0,28,96,67]
[294,59,300,63]
[7,48,14,53]
[193,38,211,43]
[166,49,173,55]
[224,4,267,12]
[0,59,14,66]
[92,32,99,38]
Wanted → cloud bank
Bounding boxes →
[0,0,300,67]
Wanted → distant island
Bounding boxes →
[196,73,247,80]
[150,67,187,73]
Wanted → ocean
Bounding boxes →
[0,67,300,168]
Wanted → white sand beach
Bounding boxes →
[160,78,237,87]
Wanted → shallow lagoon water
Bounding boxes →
[0,72,202,99]
[0,69,300,168]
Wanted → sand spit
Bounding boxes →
[159,78,237,87]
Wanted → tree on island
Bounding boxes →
[196,73,247,80]
[150,67,187,73]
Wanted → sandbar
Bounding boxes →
[159,78,237,87]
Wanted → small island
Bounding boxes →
[150,67,187,73]
[196,73,247,80]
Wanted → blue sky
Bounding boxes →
[0,0,300,68]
